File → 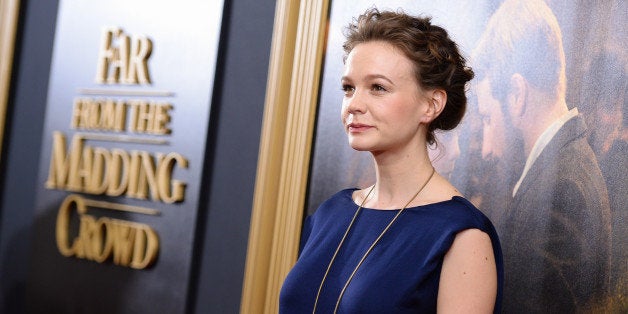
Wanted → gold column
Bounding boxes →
[240,0,329,313]
[0,0,20,162]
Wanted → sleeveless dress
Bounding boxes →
[280,189,503,313]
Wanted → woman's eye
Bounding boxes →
[341,84,354,94]
[371,84,386,92]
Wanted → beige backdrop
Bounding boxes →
[306,0,626,312]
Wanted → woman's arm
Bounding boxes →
[437,228,497,313]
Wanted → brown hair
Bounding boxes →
[343,8,474,145]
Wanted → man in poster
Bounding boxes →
[472,0,611,312]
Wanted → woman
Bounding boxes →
[280,8,503,313]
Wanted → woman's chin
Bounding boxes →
[348,142,373,152]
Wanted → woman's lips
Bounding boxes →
[347,123,373,133]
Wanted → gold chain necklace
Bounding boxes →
[312,167,436,314]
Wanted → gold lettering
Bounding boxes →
[71,98,88,129]
[154,103,172,135]
[95,27,151,85]
[56,194,83,256]
[113,100,127,131]
[90,217,114,263]
[130,225,159,269]
[55,194,160,269]
[95,27,115,83]
[158,153,188,203]
[129,101,172,134]
[76,213,96,258]
[46,132,70,189]
[111,221,135,266]
[107,33,129,84]
[46,132,84,190]
[72,145,92,192]
[86,147,110,194]
[46,133,187,202]
[126,151,141,199]
[95,27,129,84]
[135,152,162,200]
[131,100,153,133]
[124,36,152,84]
[107,149,129,196]
[71,98,127,132]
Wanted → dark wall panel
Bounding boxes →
[0,1,59,313]
[0,0,276,313]
[192,0,275,312]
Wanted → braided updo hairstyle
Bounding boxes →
[343,8,474,145]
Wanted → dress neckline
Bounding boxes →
[344,188,463,212]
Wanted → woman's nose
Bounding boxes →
[345,90,366,114]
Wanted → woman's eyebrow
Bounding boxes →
[341,74,395,85]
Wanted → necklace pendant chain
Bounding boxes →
[312,168,436,314]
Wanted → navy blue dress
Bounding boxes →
[280,189,503,313]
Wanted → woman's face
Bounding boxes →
[341,41,429,155]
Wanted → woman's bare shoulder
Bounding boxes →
[437,229,497,313]
[419,172,463,205]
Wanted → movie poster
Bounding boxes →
[306,0,626,312]
[27,0,224,313]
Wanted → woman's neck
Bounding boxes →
[366,146,434,209]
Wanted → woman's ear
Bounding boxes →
[421,89,447,123]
